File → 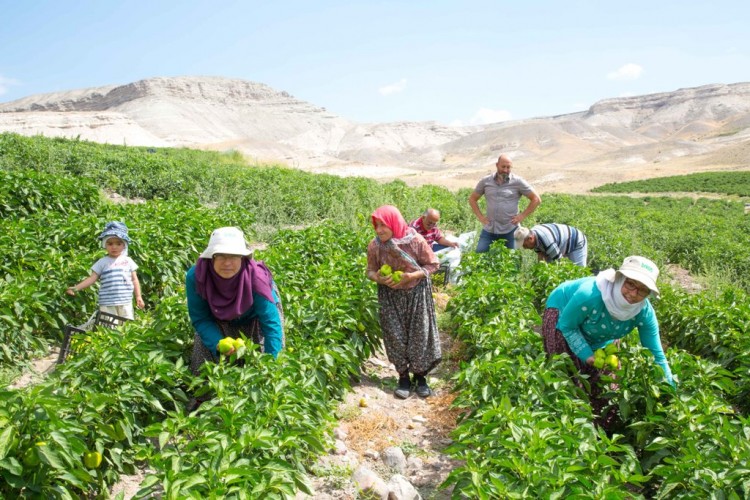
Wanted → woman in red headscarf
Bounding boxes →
[367,205,442,399]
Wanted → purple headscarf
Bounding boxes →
[194,257,275,321]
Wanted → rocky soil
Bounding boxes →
[297,291,464,499]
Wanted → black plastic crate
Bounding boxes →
[57,310,129,364]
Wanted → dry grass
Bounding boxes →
[344,391,465,454]
[346,413,399,453]
[423,392,466,440]
[432,290,451,310]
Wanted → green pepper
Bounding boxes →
[114,423,127,442]
[23,447,40,467]
[83,450,103,469]
[23,441,47,467]
[217,337,234,355]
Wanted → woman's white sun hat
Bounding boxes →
[616,255,660,297]
[200,227,252,258]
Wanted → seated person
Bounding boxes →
[409,208,459,253]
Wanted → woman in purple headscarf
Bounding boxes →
[186,227,284,378]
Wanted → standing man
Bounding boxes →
[514,223,588,267]
[468,154,542,253]
[409,209,460,252]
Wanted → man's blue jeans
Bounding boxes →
[567,240,588,267]
[431,242,450,252]
[475,228,516,253]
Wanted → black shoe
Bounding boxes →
[414,375,432,398]
[394,375,411,399]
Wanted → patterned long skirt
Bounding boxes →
[190,292,285,376]
[378,278,442,376]
[542,307,618,429]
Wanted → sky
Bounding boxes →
[1,0,749,126]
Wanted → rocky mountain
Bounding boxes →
[1,76,748,193]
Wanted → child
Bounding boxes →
[66,221,145,319]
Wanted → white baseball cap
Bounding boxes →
[617,255,659,297]
[199,227,252,259]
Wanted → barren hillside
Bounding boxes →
[1,77,748,193]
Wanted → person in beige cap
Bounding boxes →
[514,223,587,266]
[541,255,674,428]
[185,227,284,410]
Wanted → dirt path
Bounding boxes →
[663,264,704,293]
[587,190,746,202]
[299,291,464,499]
[8,349,59,390]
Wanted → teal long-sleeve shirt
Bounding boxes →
[185,266,283,358]
[546,276,673,384]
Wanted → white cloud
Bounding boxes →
[378,78,407,96]
[0,75,21,96]
[607,63,644,81]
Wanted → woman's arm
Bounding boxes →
[556,294,597,362]
[367,269,392,286]
[185,267,223,355]
[393,236,438,288]
[366,242,393,286]
[637,304,674,385]
[252,291,283,358]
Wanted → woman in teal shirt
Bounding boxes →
[186,227,284,374]
[542,256,673,427]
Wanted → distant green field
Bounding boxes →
[0,132,477,233]
[592,171,750,196]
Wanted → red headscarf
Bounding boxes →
[371,205,409,239]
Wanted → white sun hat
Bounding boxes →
[199,227,252,259]
[616,255,660,297]
[514,226,531,249]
